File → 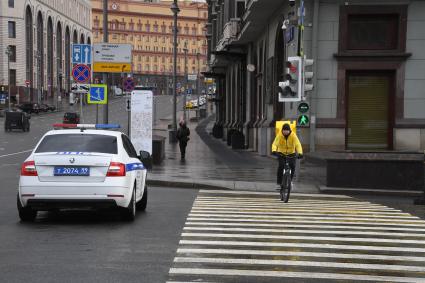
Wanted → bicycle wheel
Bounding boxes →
[281,173,291,203]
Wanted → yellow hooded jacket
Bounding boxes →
[272,132,303,155]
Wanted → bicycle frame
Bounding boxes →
[278,154,296,202]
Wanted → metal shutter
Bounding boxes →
[347,74,390,150]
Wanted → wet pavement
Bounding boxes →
[150,114,326,193]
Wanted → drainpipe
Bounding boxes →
[309,0,319,152]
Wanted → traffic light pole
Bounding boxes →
[309,0,319,152]
[102,0,109,124]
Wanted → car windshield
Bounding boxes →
[35,134,118,154]
[65,113,77,118]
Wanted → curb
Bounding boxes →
[319,186,424,197]
[147,179,230,190]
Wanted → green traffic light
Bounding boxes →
[298,114,309,126]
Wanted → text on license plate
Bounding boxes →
[54,166,90,176]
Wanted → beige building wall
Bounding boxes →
[91,0,208,76]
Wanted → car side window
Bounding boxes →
[121,135,138,158]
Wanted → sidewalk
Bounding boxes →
[148,114,325,193]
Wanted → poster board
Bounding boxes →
[130,90,153,154]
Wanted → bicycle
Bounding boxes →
[275,152,297,203]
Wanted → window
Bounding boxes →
[8,21,16,38]
[137,64,141,72]
[8,0,14,8]
[8,45,16,62]
[347,14,398,50]
[35,134,118,154]
[146,65,150,71]
[129,22,134,31]
[121,135,138,158]
[9,69,16,86]
[146,24,150,32]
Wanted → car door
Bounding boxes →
[121,135,145,200]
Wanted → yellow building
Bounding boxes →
[91,0,208,78]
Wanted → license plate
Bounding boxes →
[54,166,90,176]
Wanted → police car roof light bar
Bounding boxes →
[53,123,121,129]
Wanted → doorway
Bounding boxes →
[346,72,394,150]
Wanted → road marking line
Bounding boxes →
[174,257,425,273]
[176,248,425,262]
[179,240,425,253]
[191,206,403,213]
[0,149,32,158]
[181,232,425,245]
[169,268,425,282]
[187,217,425,227]
[183,227,425,238]
[193,205,398,211]
[185,222,425,232]
[188,213,424,223]
[199,190,353,198]
[190,210,415,219]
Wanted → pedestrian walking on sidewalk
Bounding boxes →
[272,123,303,190]
[176,120,190,160]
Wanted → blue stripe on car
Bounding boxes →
[126,163,145,172]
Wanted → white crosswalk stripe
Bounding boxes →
[168,190,425,283]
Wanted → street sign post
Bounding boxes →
[72,64,91,83]
[93,43,132,73]
[72,44,92,65]
[123,77,135,92]
[71,83,90,93]
[88,84,107,104]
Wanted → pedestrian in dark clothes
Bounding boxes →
[176,121,190,160]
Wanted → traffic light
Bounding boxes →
[297,101,310,127]
[278,56,302,102]
[303,58,314,95]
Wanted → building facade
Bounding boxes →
[206,0,425,153]
[0,0,92,104]
[91,0,208,94]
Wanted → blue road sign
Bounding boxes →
[88,84,107,104]
[72,44,92,65]
[72,64,91,83]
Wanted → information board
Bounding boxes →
[130,90,153,154]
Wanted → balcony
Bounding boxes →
[216,19,240,51]
[235,0,285,44]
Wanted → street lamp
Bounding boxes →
[169,0,180,143]
[183,41,188,121]
[5,46,11,111]
[196,51,200,119]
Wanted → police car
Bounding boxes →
[17,124,149,222]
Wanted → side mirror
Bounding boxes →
[139,150,152,170]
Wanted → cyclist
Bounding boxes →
[272,123,303,190]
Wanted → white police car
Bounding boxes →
[17,124,150,222]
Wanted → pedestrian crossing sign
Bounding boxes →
[88,84,107,105]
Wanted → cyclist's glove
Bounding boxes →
[297,154,304,159]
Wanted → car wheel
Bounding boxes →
[121,188,136,221]
[17,195,37,222]
[136,186,148,211]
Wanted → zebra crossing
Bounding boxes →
[168,190,425,283]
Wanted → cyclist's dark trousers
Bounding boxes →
[179,141,187,159]
[277,156,296,185]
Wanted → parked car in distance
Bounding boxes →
[18,103,40,114]
[63,112,80,124]
[41,104,56,112]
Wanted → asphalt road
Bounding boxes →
[0,96,196,283]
